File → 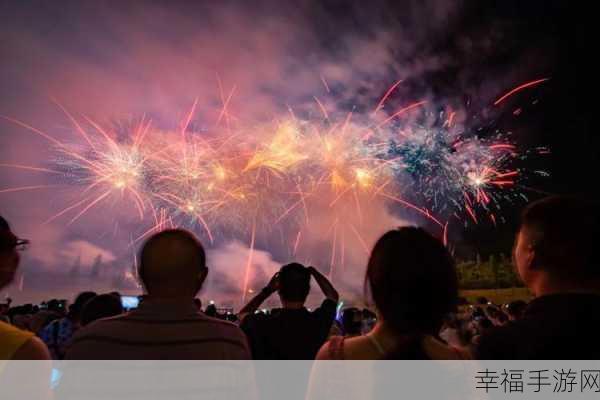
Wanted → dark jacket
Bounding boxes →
[476,293,600,359]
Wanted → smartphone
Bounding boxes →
[120,295,140,310]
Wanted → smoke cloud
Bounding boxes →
[0,1,554,305]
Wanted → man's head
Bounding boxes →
[0,215,28,289]
[277,262,310,305]
[505,300,527,320]
[68,291,97,321]
[341,307,363,336]
[514,196,599,294]
[47,299,64,314]
[80,293,123,326]
[139,229,207,298]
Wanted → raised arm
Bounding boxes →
[238,272,279,320]
[308,266,339,302]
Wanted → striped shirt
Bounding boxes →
[64,298,250,360]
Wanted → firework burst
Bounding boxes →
[1,77,551,287]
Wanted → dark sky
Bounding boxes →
[310,0,595,256]
[444,1,595,255]
[0,0,595,303]
[319,1,593,255]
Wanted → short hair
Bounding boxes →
[205,304,217,317]
[68,291,97,319]
[506,300,527,318]
[80,293,123,326]
[341,307,363,335]
[278,263,310,302]
[139,229,206,293]
[521,196,599,279]
[47,299,63,313]
[366,227,458,335]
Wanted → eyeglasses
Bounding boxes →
[15,239,29,251]
[1,233,29,252]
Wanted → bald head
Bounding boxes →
[139,229,207,297]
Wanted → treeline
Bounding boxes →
[456,254,523,290]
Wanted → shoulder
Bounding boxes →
[318,335,378,360]
[312,299,337,317]
[316,335,345,360]
[12,336,51,360]
[68,313,137,346]
[0,320,35,347]
[318,299,337,310]
[241,312,271,326]
[203,315,247,337]
[422,336,471,360]
[0,320,33,337]
[474,321,526,359]
[39,319,55,334]
[41,317,69,333]
[73,313,127,334]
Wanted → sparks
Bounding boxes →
[493,78,549,106]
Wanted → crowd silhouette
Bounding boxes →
[2,196,599,360]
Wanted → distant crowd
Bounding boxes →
[1,195,599,360]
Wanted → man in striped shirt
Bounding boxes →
[65,229,250,359]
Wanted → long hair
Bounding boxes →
[365,227,458,337]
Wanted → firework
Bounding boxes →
[1,113,153,225]
[1,77,551,287]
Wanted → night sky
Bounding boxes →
[0,1,594,304]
